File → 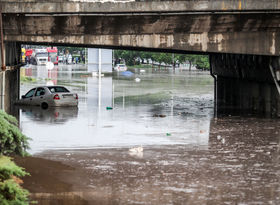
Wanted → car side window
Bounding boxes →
[35,88,45,96]
[25,88,36,98]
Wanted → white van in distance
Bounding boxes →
[35,49,48,65]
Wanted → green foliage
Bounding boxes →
[0,157,27,181]
[0,111,31,204]
[0,110,29,156]
[114,50,210,70]
[20,76,36,83]
[0,156,29,205]
[195,55,210,70]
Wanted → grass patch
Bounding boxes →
[114,92,170,106]
[20,76,36,83]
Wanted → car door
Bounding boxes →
[22,88,36,105]
[32,87,46,106]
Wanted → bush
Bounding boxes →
[0,111,30,204]
[0,110,29,156]
[0,156,29,205]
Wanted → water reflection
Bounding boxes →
[18,106,78,124]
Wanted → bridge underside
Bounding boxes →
[3,13,280,56]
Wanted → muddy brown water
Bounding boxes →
[14,65,280,204]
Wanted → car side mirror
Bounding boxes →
[22,95,26,99]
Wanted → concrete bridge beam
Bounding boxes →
[3,12,280,56]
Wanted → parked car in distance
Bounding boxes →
[58,55,64,63]
[17,86,78,108]
[114,64,127,72]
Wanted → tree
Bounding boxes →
[113,50,210,70]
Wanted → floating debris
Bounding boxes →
[153,114,166,118]
[129,146,143,153]
[135,78,141,82]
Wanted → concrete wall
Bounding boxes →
[5,42,21,66]
[0,68,20,114]
[0,41,21,113]
[216,76,280,117]
[211,54,280,117]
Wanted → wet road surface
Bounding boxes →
[14,64,280,204]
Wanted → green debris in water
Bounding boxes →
[106,107,113,110]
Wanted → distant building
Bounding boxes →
[87,48,112,73]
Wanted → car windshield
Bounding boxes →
[49,53,57,58]
[48,86,70,93]
[119,65,125,67]
[36,53,48,57]
[25,88,36,98]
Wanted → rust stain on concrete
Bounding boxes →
[188,32,209,52]
[238,0,242,10]
[213,34,225,52]
[221,1,227,10]
[270,32,276,55]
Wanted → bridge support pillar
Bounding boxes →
[211,54,280,117]
[0,42,21,113]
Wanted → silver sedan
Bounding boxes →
[17,86,78,108]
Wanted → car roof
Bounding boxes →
[32,86,67,89]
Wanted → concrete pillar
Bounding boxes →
[0,44,2,68]
[216,76,278,117]
[0,68,20,113]
[212,53,280,117]
[0,42,21,113]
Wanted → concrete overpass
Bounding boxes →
[1,0,280,116]
[1,0,280,56]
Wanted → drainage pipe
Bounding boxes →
[98,48,102,77]
[1,71,5,110]
[209,55,217,117]
[0,6,5,71]
[269,64,280,96]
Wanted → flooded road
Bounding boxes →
[19,64,213,153]
[14,64,280,204]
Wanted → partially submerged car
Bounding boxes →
[114,64,127,72]
[17,86,78,108]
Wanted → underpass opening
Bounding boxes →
[16,43,214,154]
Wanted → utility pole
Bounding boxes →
[172,53,175,71]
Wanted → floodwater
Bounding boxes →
[14,64,280,204]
